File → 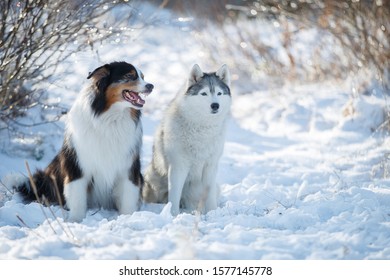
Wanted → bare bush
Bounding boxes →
[166,0,389,87]
[0,0,141,131]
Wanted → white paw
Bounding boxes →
[66,210,85,223]
[170,204,180,216]
[115,181,140,215]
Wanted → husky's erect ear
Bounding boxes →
[87,64,110,80]
[216,64,230,87]
[189,64,203,86]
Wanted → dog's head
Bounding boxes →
[87,61,154,115]
[184,64,231,116]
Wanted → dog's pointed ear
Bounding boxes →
[189,64,203,86]
[87,64,110,80]
[216,64,230,87]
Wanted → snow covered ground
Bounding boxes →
[1,4,390,260]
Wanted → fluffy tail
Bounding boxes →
[6,170,64,205]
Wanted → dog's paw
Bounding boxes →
[66,209,85,223]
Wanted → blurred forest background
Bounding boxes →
[1,0,389,132]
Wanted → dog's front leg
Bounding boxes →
[114,177,140,215]
[64,177,89,222]
[168,162,189,216]
[202,161,219,213]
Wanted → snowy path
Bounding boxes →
[1,82,390,259]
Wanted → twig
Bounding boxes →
[40,196,58,235]
[50,174,76,240]
[0,179,14,195]
[25,161,58,235]
[24,161,79,243]
[24,161,41,203]
[16,214,44,239]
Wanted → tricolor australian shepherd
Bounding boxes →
[13,61,153,222]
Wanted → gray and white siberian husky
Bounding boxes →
[142,64,231,215]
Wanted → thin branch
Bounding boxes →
[16,214,44,239]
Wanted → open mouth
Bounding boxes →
[122,90,146,108]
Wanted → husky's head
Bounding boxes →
[184,64,231,117]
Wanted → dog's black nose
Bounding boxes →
[211,103,219,111]
[145,84,154,91]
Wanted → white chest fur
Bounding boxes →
[66,95,142,207]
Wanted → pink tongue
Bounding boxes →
[135,94,145,105]
[128,92,145,105]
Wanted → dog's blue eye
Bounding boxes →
[217,92,222,96]
[201,92,207,96]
